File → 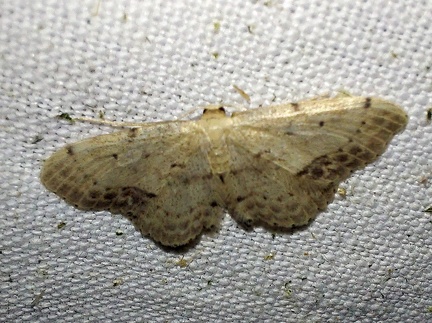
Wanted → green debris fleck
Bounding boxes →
[57,221,66,229]
[283,282,292,298]
[175,256,191,268]
[233,84,251,103]
[264,252,276,260]
[424,205,432,213]
[213,21,221,33]
[337,187,347,198]
[113,278,124,287]
[31,290,45,307]
[32,135,43,144]
[91,0,101,16]
[115,229,124,236]
[212,52,219,59]
[57,113,75,124]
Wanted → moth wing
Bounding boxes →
[41,121,224,247]
[223,97,407,228]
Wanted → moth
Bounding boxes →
[41,96,408,247]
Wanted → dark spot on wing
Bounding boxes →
[319,121,325,127]
[364,97,371,109]
[128,128,139,138]
[181,176,190,185]
[336,154,349,162]
[125,211,138,220]
[145,192,157,198]
[210,201,218,207]
[170,163,185,169]
[89,190,100,199]
[311,167,324,178]
[66,146,74,155]
[253,149,270,159]
[297,169,308,176]
[78,186,158,213]
[104,191,118,200]
[291,102,300,111]
[349,146,362,155]
[236,196,245,202]
[346,159,362,168]
[270,204,281,213]
[320,155,332,165]
[112,187,156,211]
[112,154,118,159]
[219,174,225,184]
[202,173,213,180]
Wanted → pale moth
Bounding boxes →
[41,96,408,247]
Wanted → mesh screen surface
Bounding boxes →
[1,0,431,322]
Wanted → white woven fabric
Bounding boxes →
[1,0,431,322]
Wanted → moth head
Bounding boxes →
[201,105,227,119]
